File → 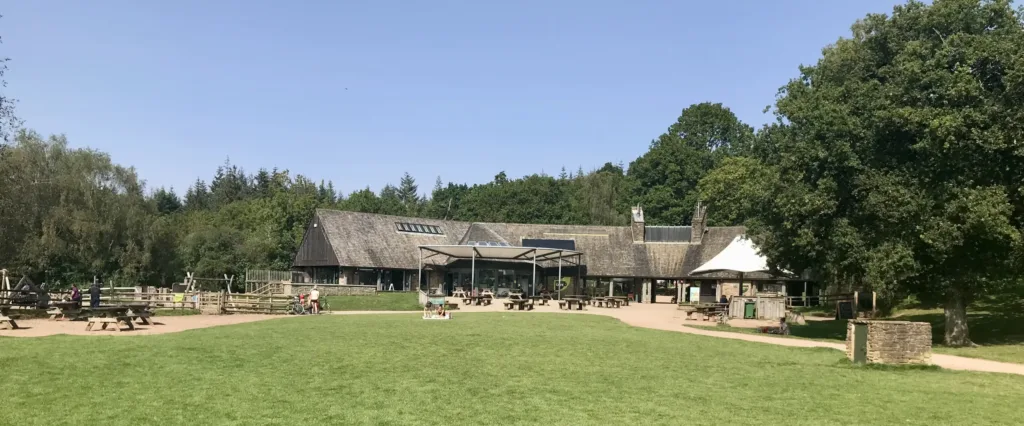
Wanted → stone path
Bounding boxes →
[351,302,1024,376]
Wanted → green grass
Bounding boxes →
[893,308,1024,365]
[324,291,421,311]
[3,313,1024,425]
[690,306,1024,365]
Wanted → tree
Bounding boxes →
[627,102,753,225]
[746,0,1024,346]
[343,187,381,213]
[397,172,420,214]
[209,158,249,207]
[378,184,405,215]
[152,187,182,215]
[570,163,630,226]
[697,157,778,226]
[0,15,23,144]
[184,179,212,210]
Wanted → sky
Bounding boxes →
[3,0,904,196]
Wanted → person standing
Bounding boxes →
[89,282,101,308]
[70,284,82,309]
[309,285,320,314]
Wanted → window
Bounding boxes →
[467,241,510,247]
[395,222,444,235]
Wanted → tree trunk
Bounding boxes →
[943,292,974,347]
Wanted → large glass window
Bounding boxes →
[480,269,496,290]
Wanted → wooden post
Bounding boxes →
[853,291,859,317]
[872,291,877,318]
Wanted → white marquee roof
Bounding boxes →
[691,235,781,275]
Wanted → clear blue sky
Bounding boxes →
[4,0,902,196]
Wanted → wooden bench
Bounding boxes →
[86,317,135,332]
[0,314,21,330]
[557,300,568,310]
[503,301,516,310]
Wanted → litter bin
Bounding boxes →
[743,302,756,319]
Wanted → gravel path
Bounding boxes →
[425,300,1024,376]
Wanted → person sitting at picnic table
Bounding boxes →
[719,295,728,304]
[89,282,101,308]
[309,285,320,314]
[70,284,82,309]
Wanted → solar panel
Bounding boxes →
[522,238,575,250]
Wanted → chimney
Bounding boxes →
[691,201,707,244]
[631,205,645,243]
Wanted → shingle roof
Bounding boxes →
[295,209,748,278]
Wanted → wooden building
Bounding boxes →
[291,203,813,302]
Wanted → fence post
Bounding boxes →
[872,291,877,318]
[853,291,859,317]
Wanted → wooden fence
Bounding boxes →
[729,296,787,319]
[222,293,293,314]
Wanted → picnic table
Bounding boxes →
[124,303,155,325]
[558,298,586,311]
[593,297,622,308]
[451,289,468,298]
[462,296,492,306]
[528,296,549,306]
[84,306,135,332]
[0,305,20,330]
[48,301,85,321]
[609,296,630,306]
[503,299,533,311]
[689,304,728,321]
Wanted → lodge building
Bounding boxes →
[291,203,814,303]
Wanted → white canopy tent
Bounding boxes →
[690,235,788,297]
[417,244,583,297]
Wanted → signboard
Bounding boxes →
[688,287,700,304]
[837,301,855,320]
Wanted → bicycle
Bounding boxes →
[318,299,331,313]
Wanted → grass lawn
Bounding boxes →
[690,307,1024,365]
[324,291,420,311]
[4,314,1024,425]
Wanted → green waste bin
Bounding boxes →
[743,302,756,319]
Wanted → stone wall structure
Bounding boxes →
[846,320,931,365]
[283,284,377,296]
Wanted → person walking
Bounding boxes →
[89,282,101,308]
[309,285,320,314]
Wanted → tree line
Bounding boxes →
[1,0,1022,345]
[0,95,748,288]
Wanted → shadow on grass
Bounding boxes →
[832,358,943,372]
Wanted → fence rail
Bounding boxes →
[245,269,293,283]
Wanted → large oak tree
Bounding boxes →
[739,0,1024,346]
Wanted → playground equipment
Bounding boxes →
[183,272,236,292]
[423,294,451,320]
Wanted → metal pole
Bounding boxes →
[531,250,537,297]
[417,248,423,292]
[557,251,562,300]
[471,249,476,296]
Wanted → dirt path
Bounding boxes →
[0,314,284,337]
